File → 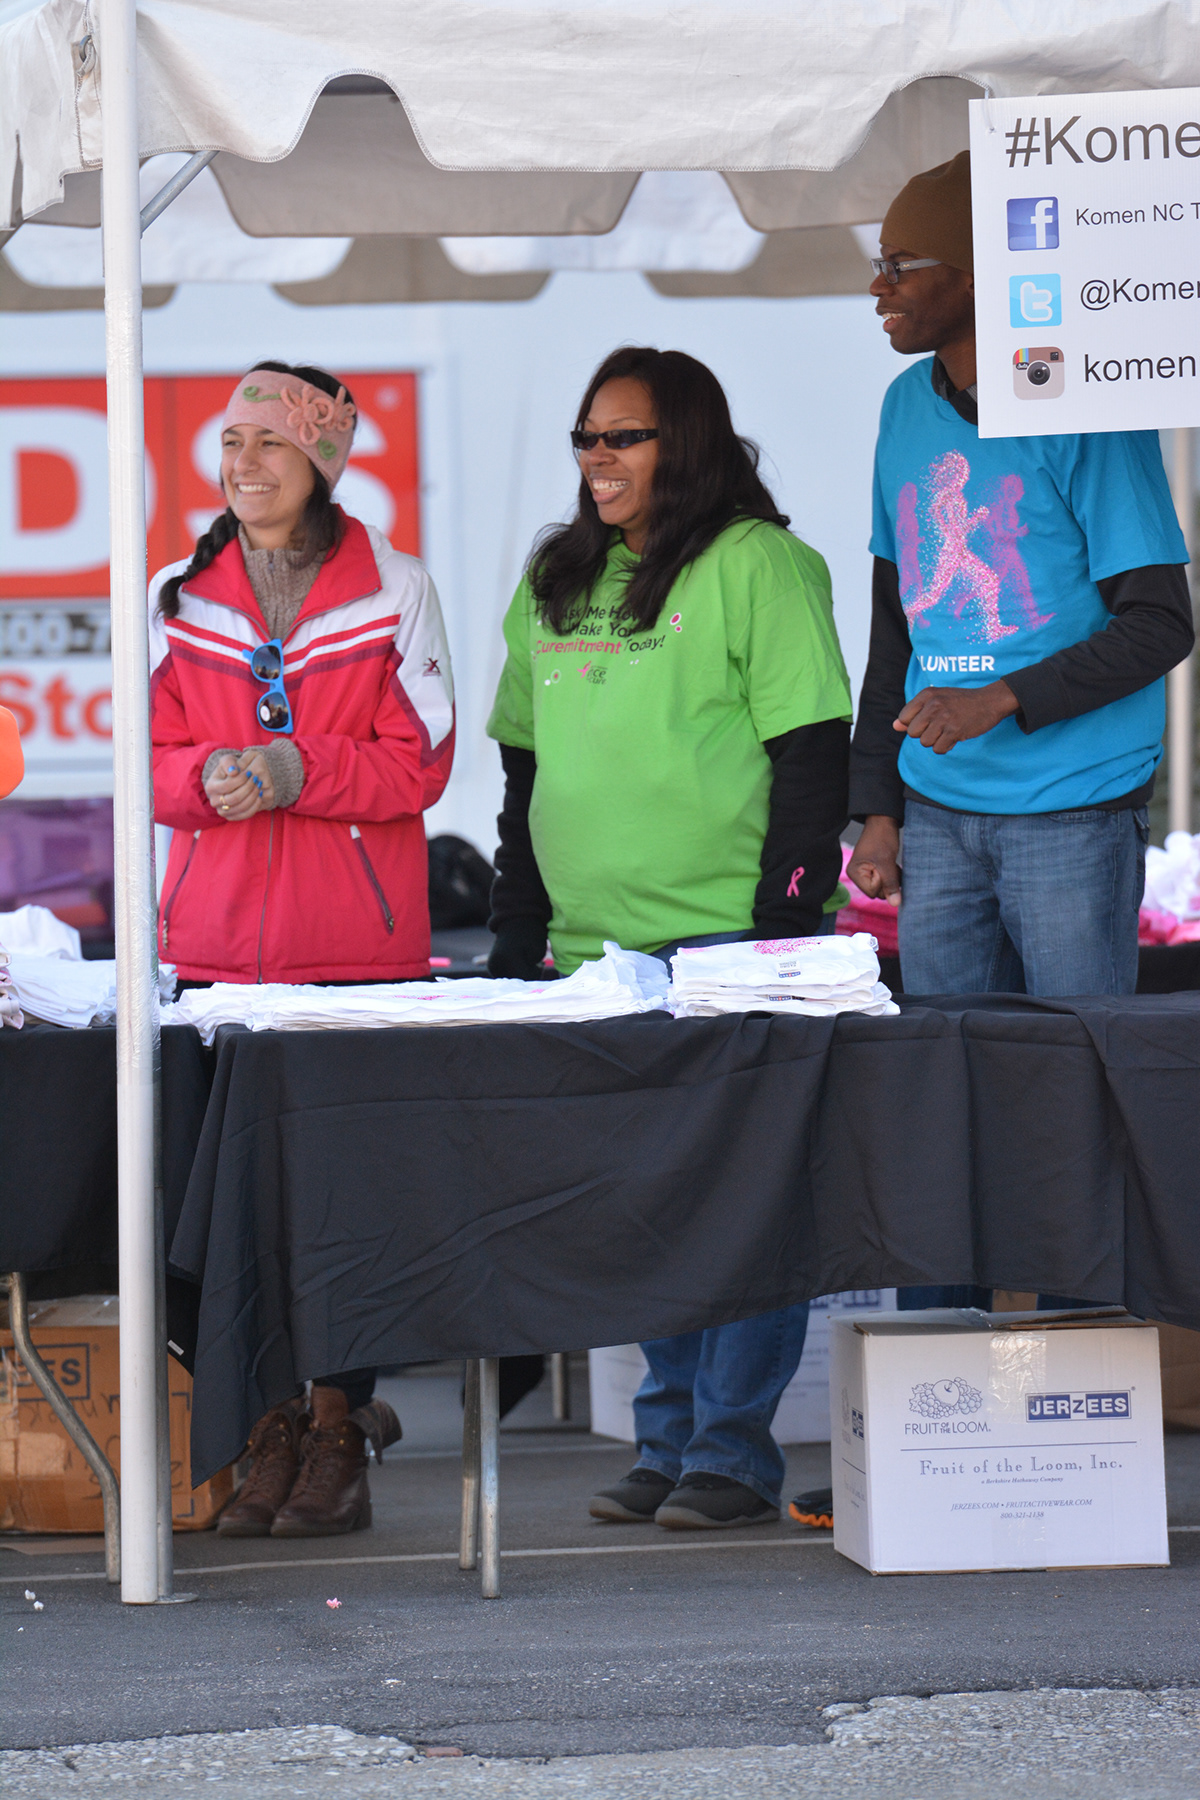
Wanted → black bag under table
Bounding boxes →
[164,994,1200,1482]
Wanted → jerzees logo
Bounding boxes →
[1026,1390,1131,1422]
[1007,196,1060,250]
[1009,273,1062,327]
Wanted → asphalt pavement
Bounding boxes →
[8,1690,1200,1799]
[4,1359,1200,1775]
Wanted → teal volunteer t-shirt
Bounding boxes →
[871,357,1187,813]
[487,519,852,973]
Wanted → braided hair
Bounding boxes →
[156,361,356,619]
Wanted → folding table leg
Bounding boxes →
[4,1272,121,1585]
[479,1357,500,1598]
[550,1351,571,1420]
[459,1358,481,1570]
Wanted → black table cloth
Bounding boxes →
[0,1022,213,1277]
[166,994,1200,1482]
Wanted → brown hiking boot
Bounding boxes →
[216,1396,309,1537]
[270,1389,401,1538]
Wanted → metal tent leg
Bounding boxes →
[99,0,167,1606]
[550,1352,571,1421]
[98,4,227,1614]
[5,1274,121,1585]
[459,1358,481,1570]
[479,1358,500,1598]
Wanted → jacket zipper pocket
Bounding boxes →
[161,830,200,954]
[256,812,275,983]
[350,825,395,933]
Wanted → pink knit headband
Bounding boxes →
[222,370,357,488]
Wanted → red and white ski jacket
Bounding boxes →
[150,514,454,983]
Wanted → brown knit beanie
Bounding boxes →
[880,150,973,273]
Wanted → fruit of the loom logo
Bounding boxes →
[909,1377,983,1419]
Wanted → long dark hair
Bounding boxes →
[529,346,789,635]
[156,361,355,619]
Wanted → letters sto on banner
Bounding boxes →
[971,89,1200,438]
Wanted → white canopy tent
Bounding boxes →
[1,0,1197,1605]
[3,147,882,295]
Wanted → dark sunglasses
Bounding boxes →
[570,428,659,452]
[242,637,293,734]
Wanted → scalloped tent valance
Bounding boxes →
[5,0,1200,234]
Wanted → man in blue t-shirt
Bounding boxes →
[848,151,1193,998]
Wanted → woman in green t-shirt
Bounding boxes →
[487,346,852,1528]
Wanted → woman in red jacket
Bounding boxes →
[152,362,454,982]
[151,361,455,1536]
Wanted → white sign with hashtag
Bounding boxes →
[970,89,1200,437]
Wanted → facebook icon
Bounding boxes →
[1007,196,1060,251]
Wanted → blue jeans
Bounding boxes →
[634,1304,810,1507]
[638,916,827,1496]
[898,798,1143,1310]
[898,800,1148,997]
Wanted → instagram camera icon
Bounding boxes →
[1013,346,1065,399]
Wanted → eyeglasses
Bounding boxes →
[869,256,943,286]
[570,428,659,452]
[242,637,293,734]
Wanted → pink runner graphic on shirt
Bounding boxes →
[897,450,1045,644]
[979,473,1054,630]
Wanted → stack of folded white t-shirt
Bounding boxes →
[162,942,671,1045]
[0,903,175,1028]
[8,955,119,1028]
[668,932,899,1019]
[0,939,23,1028]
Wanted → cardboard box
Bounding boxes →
[936,1293,1200,1434]
[588,1290,897,1446]
[1152,1321,1200,1431]
[0,1295,233,1533]
[830,1309,1169,1574]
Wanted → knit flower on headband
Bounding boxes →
[241,380,357,464]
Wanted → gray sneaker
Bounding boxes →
[589,1467,675,1522]
[654,1473,780,1530]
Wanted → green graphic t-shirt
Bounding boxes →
[487,519,852,973]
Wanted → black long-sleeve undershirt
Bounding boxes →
[848,555,1195,822]
[488,722,849,974]
[753,718,849,936]
[487,744,553,976]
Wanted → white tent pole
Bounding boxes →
[1169,429,1196,836]
[100,0,168,1605]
